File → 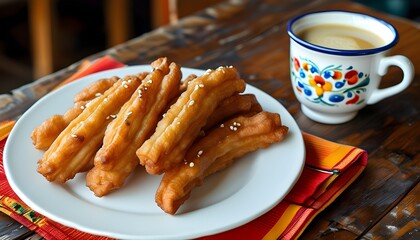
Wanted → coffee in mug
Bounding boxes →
[287,11,414,124]
[297,24,385,50]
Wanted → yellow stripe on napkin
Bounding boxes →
[0,120,16,141]
[263,204,302,240]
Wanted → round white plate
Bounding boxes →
[4,66,305,239]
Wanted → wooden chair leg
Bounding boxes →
[28,0,54,79]
[105,0,131,47]
[151,0,174,28]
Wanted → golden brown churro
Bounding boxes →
[137,66,246,175]
[156,111,288,214]
[86,58,182,197]
[179,74,197,93]
[73,76,119,102]
[31,77,120,150]
[204,93,262,131]
[31,101,86,150]
[37,74,145,183]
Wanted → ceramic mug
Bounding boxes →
[287,11,414,124]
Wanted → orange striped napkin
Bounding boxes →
[0,57,368,240]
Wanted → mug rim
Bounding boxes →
[287,10,399,56]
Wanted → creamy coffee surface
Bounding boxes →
[297,24,385,50]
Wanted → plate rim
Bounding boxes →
[4,65,305,239]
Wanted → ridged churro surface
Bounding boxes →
[37,74,144,182]
[137,66,246,175]
[86,58,182,197]
[156,111,288,214]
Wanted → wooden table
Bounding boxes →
[1,0,419,239]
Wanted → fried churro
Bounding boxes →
[203,93,262,131]
[37,74,145,183]
[179,74,197,93]
[73,76,119,102]
[86,58,182,197]
[137,66,246,175]
[156,111,288,214]
[31,77,120,150]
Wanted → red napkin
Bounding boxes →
[0,57,367,240]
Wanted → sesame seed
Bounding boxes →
[80,105,86,110]
[197,150,203,157]
[229,125,238,131]
[162,113,166,118]
[95,93,102,97]
[188,100,195,106]
[104,97,108,102]
[71,134,78,138]
[177,121,181,125]
[123,84,129,88]
[194,85,199,91]
[189,162,195,167]
[128,79,132,83]
[144,87,148,90]
[148,79,153,84]
[110,114,117,119]
[199,83,204,88]
[220,124,224,127]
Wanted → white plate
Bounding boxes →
[4,66,305,239]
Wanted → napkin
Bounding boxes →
[0,57,368,240]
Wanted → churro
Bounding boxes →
[73,76,119,102]
[31,77,120,150]
[156,111,288,214]
[86,58,182,196]
[137,66,246,175]
[37,74,144,183]
[204,93,262,131]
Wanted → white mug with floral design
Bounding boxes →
[287,11,414,124]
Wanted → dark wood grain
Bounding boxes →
[363,183,420,239]
[0,213,35,239]
[1,0,419,239]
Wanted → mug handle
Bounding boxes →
[367,55,414,104]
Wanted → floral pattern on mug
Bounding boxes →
[291,56,370,106]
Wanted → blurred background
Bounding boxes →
[0,0,419,94]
